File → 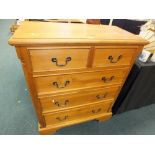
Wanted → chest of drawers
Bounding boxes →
[9,21,148,134]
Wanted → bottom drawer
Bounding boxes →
[44,100,113,126]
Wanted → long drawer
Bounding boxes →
[40,86,120,113]
[44,100,113,126]
[34,68,128,96]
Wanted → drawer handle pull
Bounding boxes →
[53,81,70,88]
[102,76,115,83]
[108,55,122,63]
[96,93,108,99]
[54,100,69,107]
[51,57,72,67]
[56,116,68,121]
[92,108,102,113]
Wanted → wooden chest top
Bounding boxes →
[9,21,148,45]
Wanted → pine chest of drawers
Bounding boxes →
[9,21,148,134]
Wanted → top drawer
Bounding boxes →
[93,47,136,68]
[29,47,90,72]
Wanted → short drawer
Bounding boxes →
[29,47,90,72]
[44,100,113,126]
[40,86,120,113]
[93,47,136,68]
[34,68,128,96]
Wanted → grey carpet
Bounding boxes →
[0,19,155,135]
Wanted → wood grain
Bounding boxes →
[44,100,113,126]
[40,85,120,113]
[34,68,128,96]
[8,21,148,134]
[8,21,149,46]
[29,47,90,72]
[39,113,112,135]
[93,46,136,67]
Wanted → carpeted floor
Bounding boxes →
[0,19,155,135]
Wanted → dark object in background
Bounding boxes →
[100,19,147,34]
[86,19,101,24]
[100,19,110,25]
[113,59,155,115]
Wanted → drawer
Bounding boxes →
[34,68,128,96]
[44,100,113,126]
[29,47,90,72]
[40,86,120,113]
[93,47,136,68]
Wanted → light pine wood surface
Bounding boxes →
[9,21,149,45]
[8,21,148,134]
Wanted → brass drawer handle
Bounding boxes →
[53,100,69,107]
[53,80,70,88]
[96,93,108,99]
[108,55,122,63]
[56,116,68,121]
[92,108,102,114]
[51,57,72,67]
[102,76,115,83]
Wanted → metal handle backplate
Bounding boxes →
[51,57,71,67]
[96,93,108,99]
[102,76,115,83]
[53,100,69,107]
[92,108,102,114]
[108,55,122,63]
[53,80,70,88]
[56,116,68,121]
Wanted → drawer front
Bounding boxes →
[35,68,128,96]
[29,47,90,72]
[40,86,120,113]
[93,47,136,67]
[44,100,112,126]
